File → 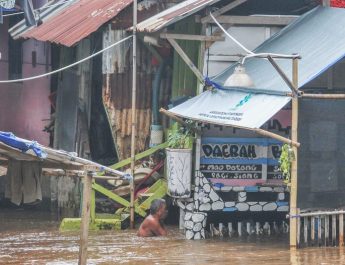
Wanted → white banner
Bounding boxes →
[168,89,291,129]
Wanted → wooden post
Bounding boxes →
[78,172,93,265]
[296,210,301,247]
[318,216,322,246]
[303,217,308,246]
[228,222,233,237]
[325,215,329,246]
[339,214,344,247]
[130,0,138,229]
[90,180,96,224]
[311,216,315,246]
[290,58,299,248]
[332,215,337,246]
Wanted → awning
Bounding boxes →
[166,89,290,129]
[136,0,221,32]
[213,6,345,93]
[167,6,345,132]
[9,0,133,47]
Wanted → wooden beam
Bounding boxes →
[92,182,147,217]
[166,37,204,84]
[267,56,299,96]
[160,108,201,134]
[160,33,225,42]
[201,0,248,23]
[104,142,168,172]
[290,58,299,248]
[204,15,297,26]
[78,172,93,265]
[301,93,345,99]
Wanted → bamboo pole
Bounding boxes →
[290,57,299,248]
[267,56,299,96]
[339,214,344,247]
[301,93,345,99]
[78,172,93,265]
[130,0,138,229]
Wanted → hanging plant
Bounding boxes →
[167,122,194,149]
[279,144,292,184]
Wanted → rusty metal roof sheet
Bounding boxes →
[136,0,221,32]
[10,0,133,47]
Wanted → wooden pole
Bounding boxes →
[301,93,345,99]
[290,57,299,248]
[339,214,344,247]
[130,0,138,229]
[78,172,93,265]
[267,56,299,96]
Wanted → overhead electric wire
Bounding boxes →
[0,35,133,83]
[209,12,299,63]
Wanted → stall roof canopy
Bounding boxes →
[136,0,221,32]
[213,6,345,93]
[168,6,345,129]
[0,132,124,176]
[9,0,133,47]
[167,90,290,129]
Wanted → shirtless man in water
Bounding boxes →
[137,199,168,237]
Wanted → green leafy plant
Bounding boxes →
[279,144,293,184]
[167,123,194,149]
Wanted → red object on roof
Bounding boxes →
[331,0,345,7]
[21,0,133,47]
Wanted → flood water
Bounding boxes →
[0,210,345,265]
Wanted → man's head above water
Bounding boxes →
[150,199,167,220]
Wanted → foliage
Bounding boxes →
[167,122,194,149]
[279,144,293,184]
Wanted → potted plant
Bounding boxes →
[166,123,194,198]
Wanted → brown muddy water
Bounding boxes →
[0,210,345,265]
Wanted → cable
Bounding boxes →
[209,12,298,62]
[210,12,254,55]
[0,35,133,83]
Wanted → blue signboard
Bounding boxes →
[200,137,283,181]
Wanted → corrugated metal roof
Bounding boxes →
[10,0,133,47]
[136,0,221,32]
[213,6,345,93]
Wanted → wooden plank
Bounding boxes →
[201,0,248,23]
[325,215,329,246]
[311,217,315,245]
[160,33,225,42]
[297,209,301,247]
[318,216,322,247]
[105,142,168,172]
[92,182,147,217]
[206,15,297,26]
[339,214,344,247]
[303,217,308,246]
[90,180,96,224]
[167,37,204,84]
[78,173,92,265]
[332,215,337,246]
[289,58,299,248]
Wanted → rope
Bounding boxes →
[0,35,133,83]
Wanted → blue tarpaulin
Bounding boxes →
[0,132,47,159]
